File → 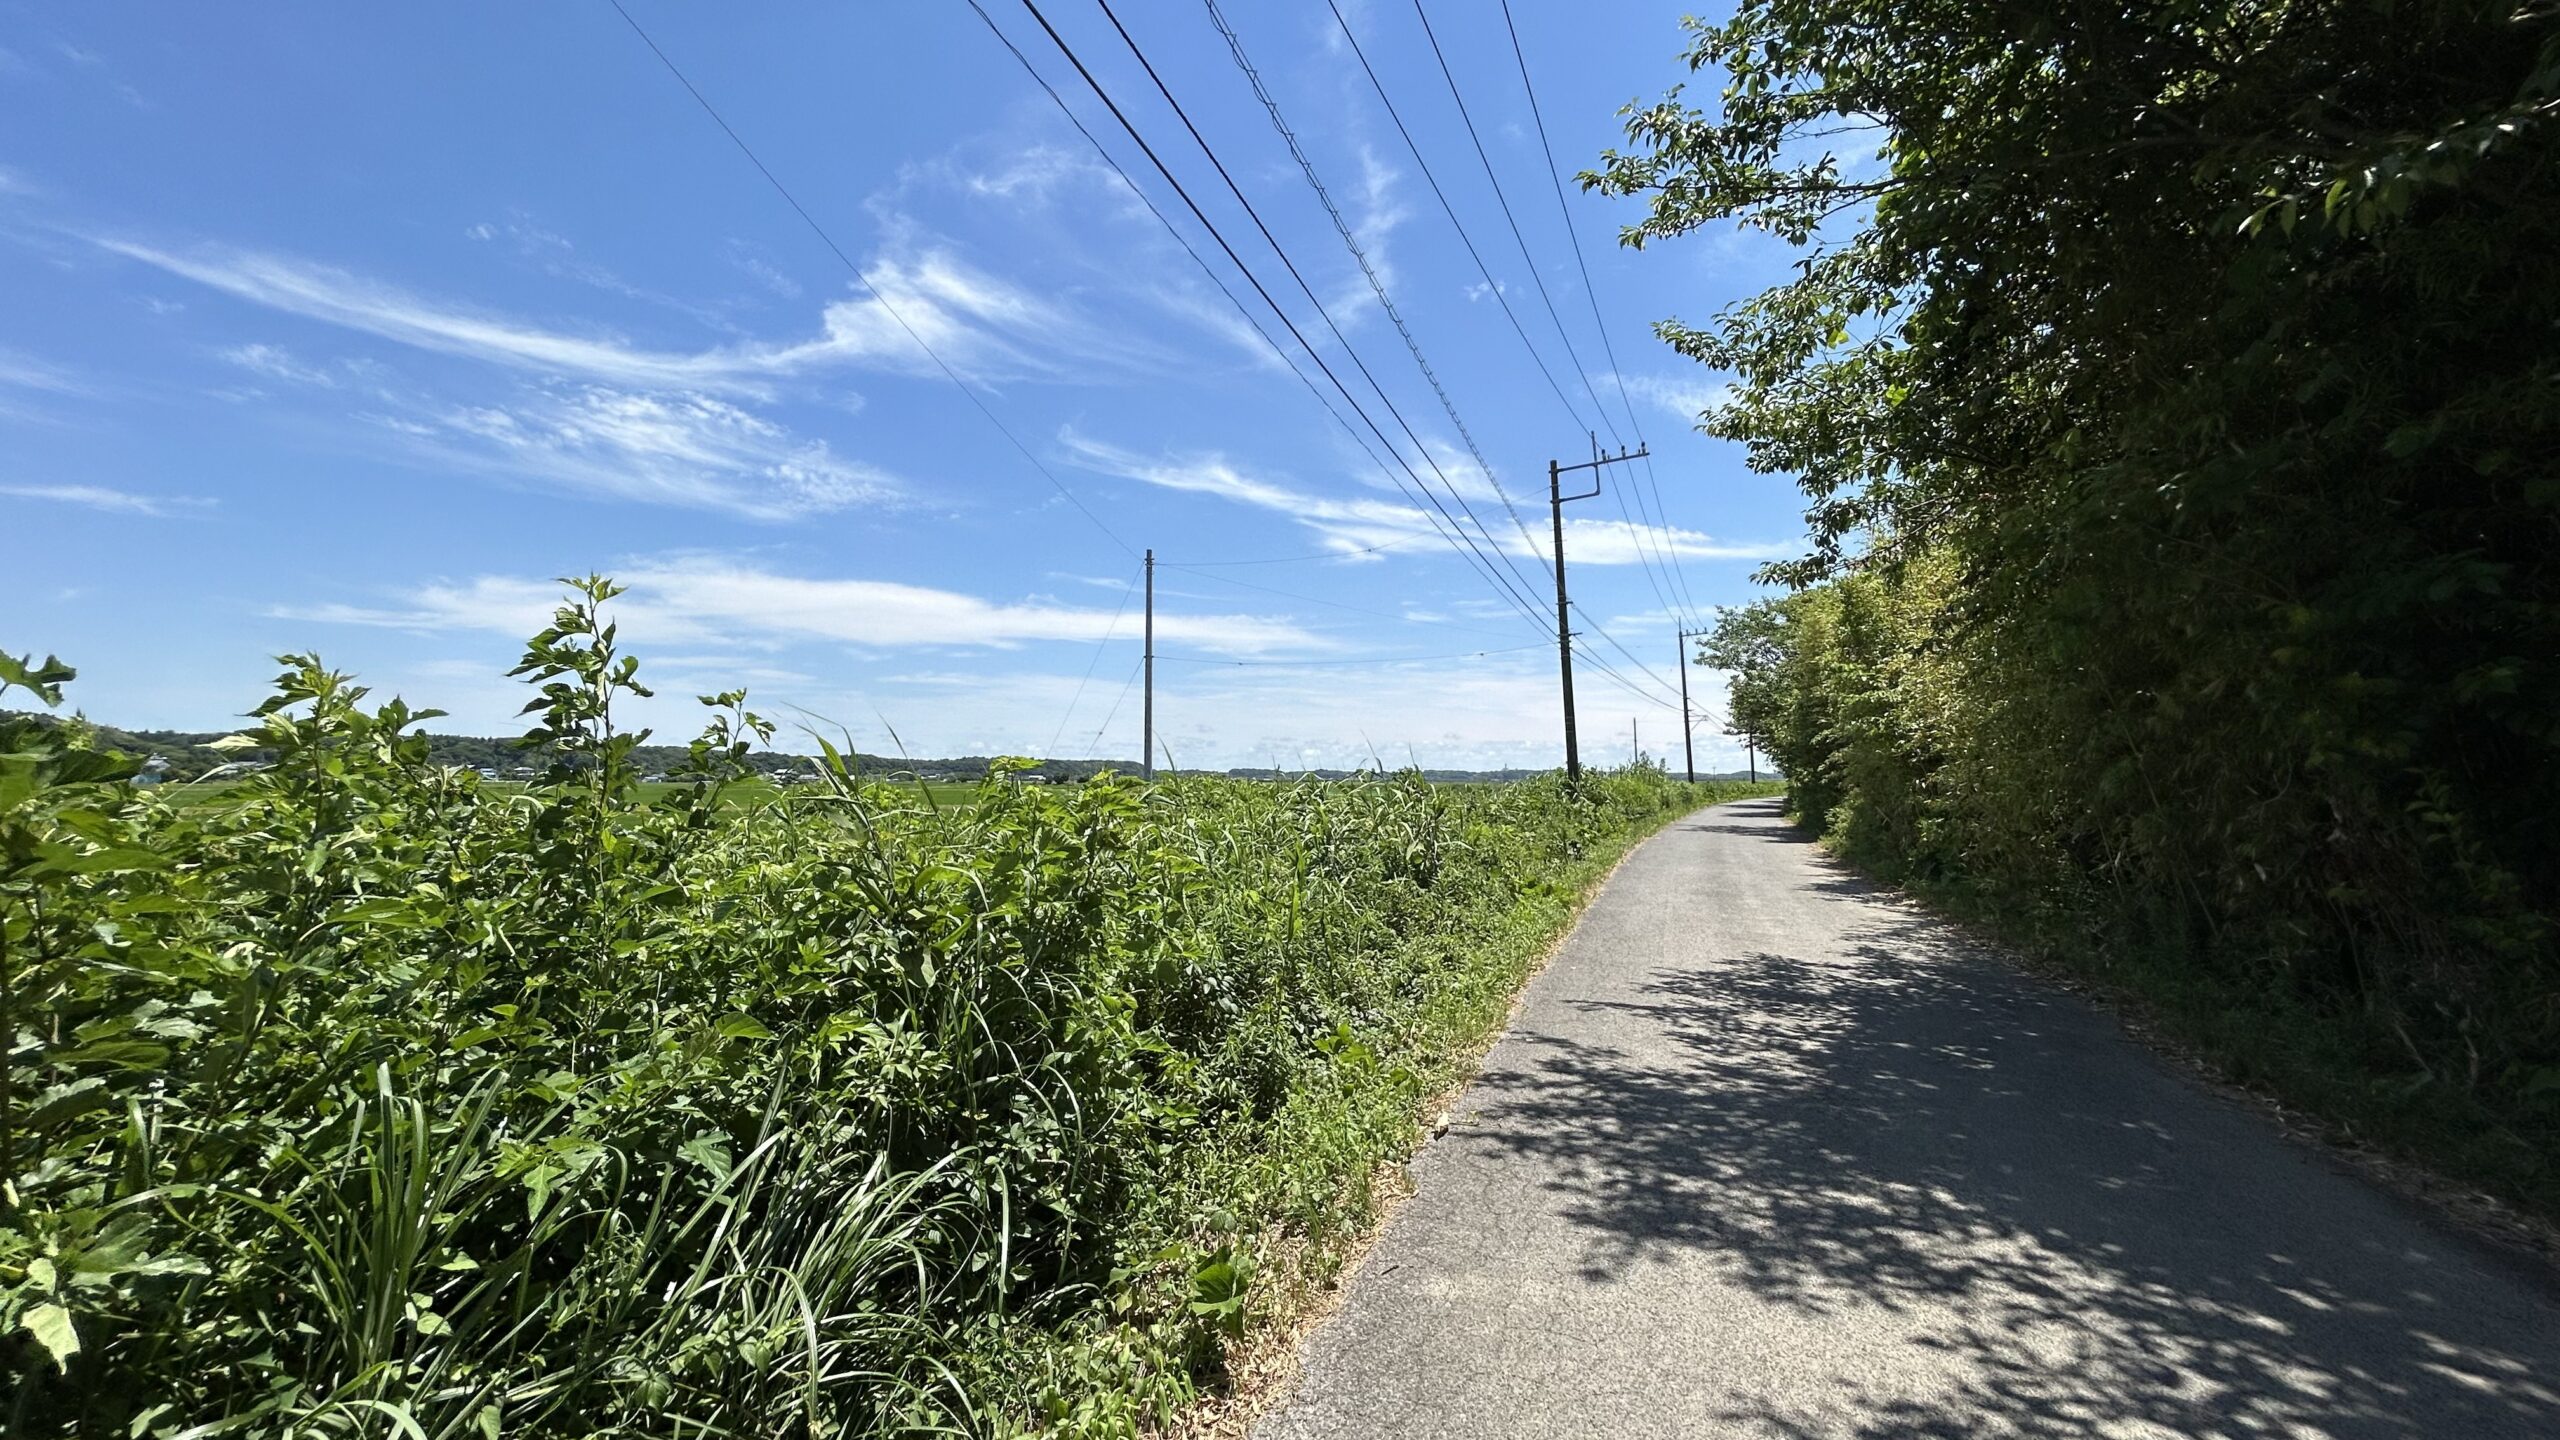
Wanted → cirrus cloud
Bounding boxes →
[274,554,1326,657]
[1,482,213,517]
[368,385,900,521]
[95,236,1153,392]
[1059,428,1792,567]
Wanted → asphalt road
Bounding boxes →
[1255,797,2560,1438]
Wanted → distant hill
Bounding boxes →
[2,711,1147,784]
[12,712,1780,785]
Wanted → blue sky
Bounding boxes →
[3,1,1813,772]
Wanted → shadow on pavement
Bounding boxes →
[1458,824,2560,1437]
[1674,797,1818,845]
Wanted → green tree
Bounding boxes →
[1606,0,2560,1195]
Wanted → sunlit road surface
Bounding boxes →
[1257,798,2560,1439]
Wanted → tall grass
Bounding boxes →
[2,580,1768,1436]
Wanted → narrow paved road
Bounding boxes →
[1257,798,2560,1438]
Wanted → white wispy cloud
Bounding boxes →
[954,145,1095,201]
[1062,429,1446,557]
[1140,277,1294,374]
[1316,146,1411,330]
[748,249,1150,380]
[467,214,740,330]
[894,140,1157,233]
[1060,429,1786,566]
[221,342,338,388]
[1614,370,1737,426]
[1,483,212,517]
[94,237,1135,390]
[891,129,1343,373]
[86,234,1027,521]
[1543,517,1794,565]
[367,385,901,521]
[0,348,89,395]
[276,555,1324,657]
[100,238,764,390]
[723,239,803,300]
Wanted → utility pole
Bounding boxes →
[1548,444,1647,783]
[1548,459,1580,783]
[1142,549,1155,782]
[1632,716,1639,767]
[1676,627,1698,783]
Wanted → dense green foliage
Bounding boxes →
[1606,4,2560,1205]
[2,580,1757,1436]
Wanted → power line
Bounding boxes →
[1622,449,1699,626]
[1199,0,1540,559]
[1083,0,1554,621]
[1405,0,1685,629]
[1156,641,1546,667]
[1599,448,1687,629]
[973,0,1543,632]
[1003,0,1553,636]
[1171,542,1391,566]
[1161,560,1522,639]
[1406,0,1623,451]
[1571,599,1683,703]
[1573,641,1681,712]
[1498,0,1704,626]
[603,0,1137,561]
[1339,0,1698,634]
[962,0,1524,629]
[1047,560,1142,754]
[1643,450,1705,625]
[1324,0,1594,437]
[618,1,1689,767]
[1575,649,1677,711]
[1086,653,1145,756]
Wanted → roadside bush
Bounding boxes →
[1622,0,2560,1217]
[2,579,1748,1436]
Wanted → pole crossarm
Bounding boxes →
[1552,444,1646,501]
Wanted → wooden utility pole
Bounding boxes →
[1632,716,1640,767]
[1142,549,1155,782]
[1548,444,1647,783]
[1548,460,1581,783]
[1677,627,1698,783]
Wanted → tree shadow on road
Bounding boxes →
[1672,796,1817,845]
[1455,830,2560,1437]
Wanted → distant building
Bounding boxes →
[132,754,171,787]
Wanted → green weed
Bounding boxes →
[1,585,1767,1436]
